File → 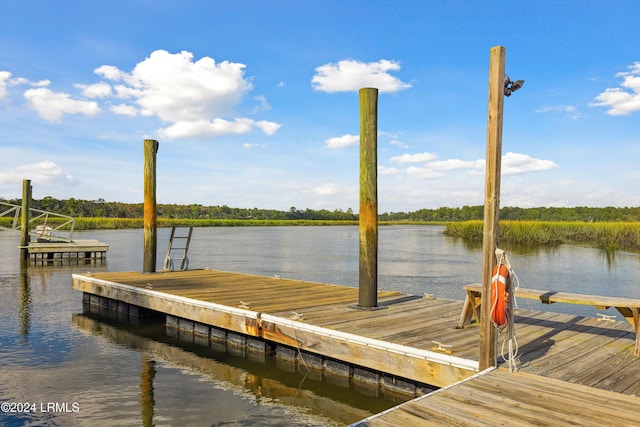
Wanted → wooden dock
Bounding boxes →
[26,239,108,263]
[353,367,640,426]
[72,269,640,424]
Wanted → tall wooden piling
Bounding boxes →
[143,139,159,273]
[358,88,379,309]
[20,179,32,261]
[479,46,506,370]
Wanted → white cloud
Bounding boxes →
[390,140,410,149]
[325,134,359,149]
[110,103,138,116]
[591,61,640,115]
[255,120,281,135]
[429,158,484,171]
[379,165,401,175]
[252,95,271,113]
[501,152,558,175]
[75,82,112,98]
[390,152,437,163]
[0,71,11,99]
[312,59,412,93]
[386,152,556,180]
[405,166,444,179]
[0,71,38,99]
[158,118,254,139]
[24,87,101,121]
[312,183,338,196]
[0,161,76,186]
[94,65,127,81]
[95,49,280,139]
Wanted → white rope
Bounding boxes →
[494,248,519,372]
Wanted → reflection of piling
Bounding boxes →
[140,354,156,427]
[19,264,31,339]
[143,140,159,273]
[479,46,506,370]
[358,88,378,309]
[20,179,32,261]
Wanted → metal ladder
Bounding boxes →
[163,226,193,271]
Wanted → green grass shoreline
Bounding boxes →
[444,220,640,252]
[4,217,640,252]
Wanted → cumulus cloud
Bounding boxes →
[0,161,75,186]
[325,134,359,149]
[591,61,640,115]
[379,165,401,175]
[405,166,444,179]
[158,117,255,139]
[110,103,138,116]
[390,152,437,163]
[312,59,412,93]
[1,71,45,99]
[312,183,338,196]
[255,120,281,135]
[384,152,557,180]
[94,49,280,139]
[24,87,100,121]
[0,71,11,99]
[501,152,558,175]
[75,82,112,98]
[429,159,484,171]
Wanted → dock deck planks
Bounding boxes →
[73,268,640,424]
[355,368,640,426]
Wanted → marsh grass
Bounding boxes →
[0,217,360,230]
[445,220,640,252]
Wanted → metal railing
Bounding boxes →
[0,201,75,242]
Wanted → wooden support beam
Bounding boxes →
[479,46,506,370]
[143,139,159,273]
[20,179,32,262]
[358,88,379,309]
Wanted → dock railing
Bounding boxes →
[0,201,75,243]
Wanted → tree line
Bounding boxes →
[3,196,640,222]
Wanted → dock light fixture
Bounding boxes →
[504,75,524,96]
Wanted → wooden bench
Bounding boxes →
[458,283,640,356]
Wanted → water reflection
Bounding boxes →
[140,354,156,427]
[3,226,640,426]
[19,262,31,340]
[72,313,400,425]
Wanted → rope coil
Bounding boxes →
[491,248,520,372]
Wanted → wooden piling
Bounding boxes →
[20,179,32,261]
[143,139,159,273]
[479,46,506,370]
[358,88,379,309]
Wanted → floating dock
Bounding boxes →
[25,239,108,263]
[72,269,640,424]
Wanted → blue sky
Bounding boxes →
[1,1,639,213]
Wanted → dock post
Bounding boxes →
[358,88,379,309]
[143,139,159,273]
[479,46,506,370]
[20,179,32,261]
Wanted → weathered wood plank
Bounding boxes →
[361,369,640,426]
[75,269,640,400]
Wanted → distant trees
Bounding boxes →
[3,196,640,222]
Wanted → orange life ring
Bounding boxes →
[490,263,510,330]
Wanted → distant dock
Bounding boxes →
[25,239,108,263]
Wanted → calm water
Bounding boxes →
[1,225,639,426]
